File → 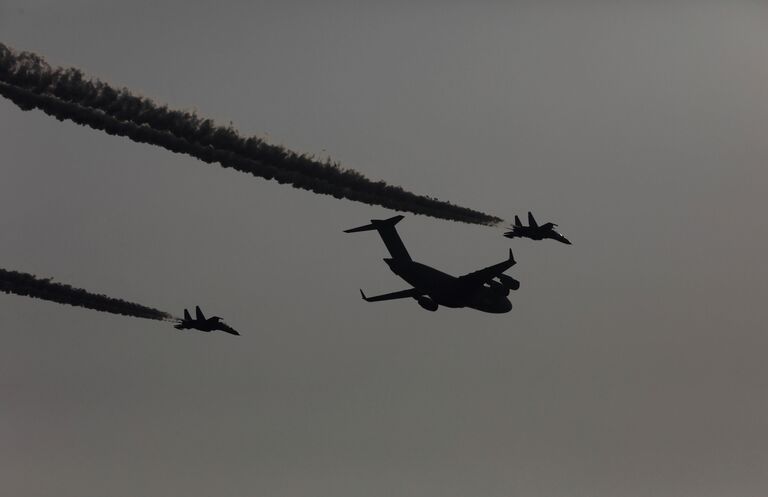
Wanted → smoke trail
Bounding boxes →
[0,268,176,321]
[0,42,503,226]
[0,81,458,219]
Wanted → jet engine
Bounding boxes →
[497,274,520,291]
[489,280,510,297]
[416,295,438,312]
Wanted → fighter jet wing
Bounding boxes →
[360,288,421,302]
[458,249,516,286]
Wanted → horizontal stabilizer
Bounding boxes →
[344,215,405,233]
[344,215,411,261]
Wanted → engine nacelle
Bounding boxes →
[497,274,520,291]
[416,295,438,311]
[488,280,510,297]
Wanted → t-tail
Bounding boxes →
[344,215,411,261]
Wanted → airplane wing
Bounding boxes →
[360,288,421,302]
[195,306,205,321]
[458,249,516,286]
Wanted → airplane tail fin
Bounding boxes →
[183,309,192,321]
[344,215,411,261]
[195,306,206,321]
[527,211,538,227]
[514,215,522,227]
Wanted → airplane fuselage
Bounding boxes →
[384,258,512,313]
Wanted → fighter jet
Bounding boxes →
[174,306,240,335]
[504,212,571,244]
[345,215,520,313]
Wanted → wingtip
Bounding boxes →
[359,289,369,301]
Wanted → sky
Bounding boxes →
[1,1,768,496]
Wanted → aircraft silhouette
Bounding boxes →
[345,215,519,313]
[504,212,571,244]
[174,306,240,336]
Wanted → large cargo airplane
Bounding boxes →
[345,216,519,313]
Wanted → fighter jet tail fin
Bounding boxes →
[344,215,411,261]
[528,211,538,227]
[195,306,205,321]
[183,309,192,321]
[514,215,522,227]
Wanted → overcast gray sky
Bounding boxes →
[2,1,768,496]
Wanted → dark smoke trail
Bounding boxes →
[0,81,456,219]
[0,268,176,321]
[0,42,503,226]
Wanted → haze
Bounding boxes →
[1,2,767,496]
